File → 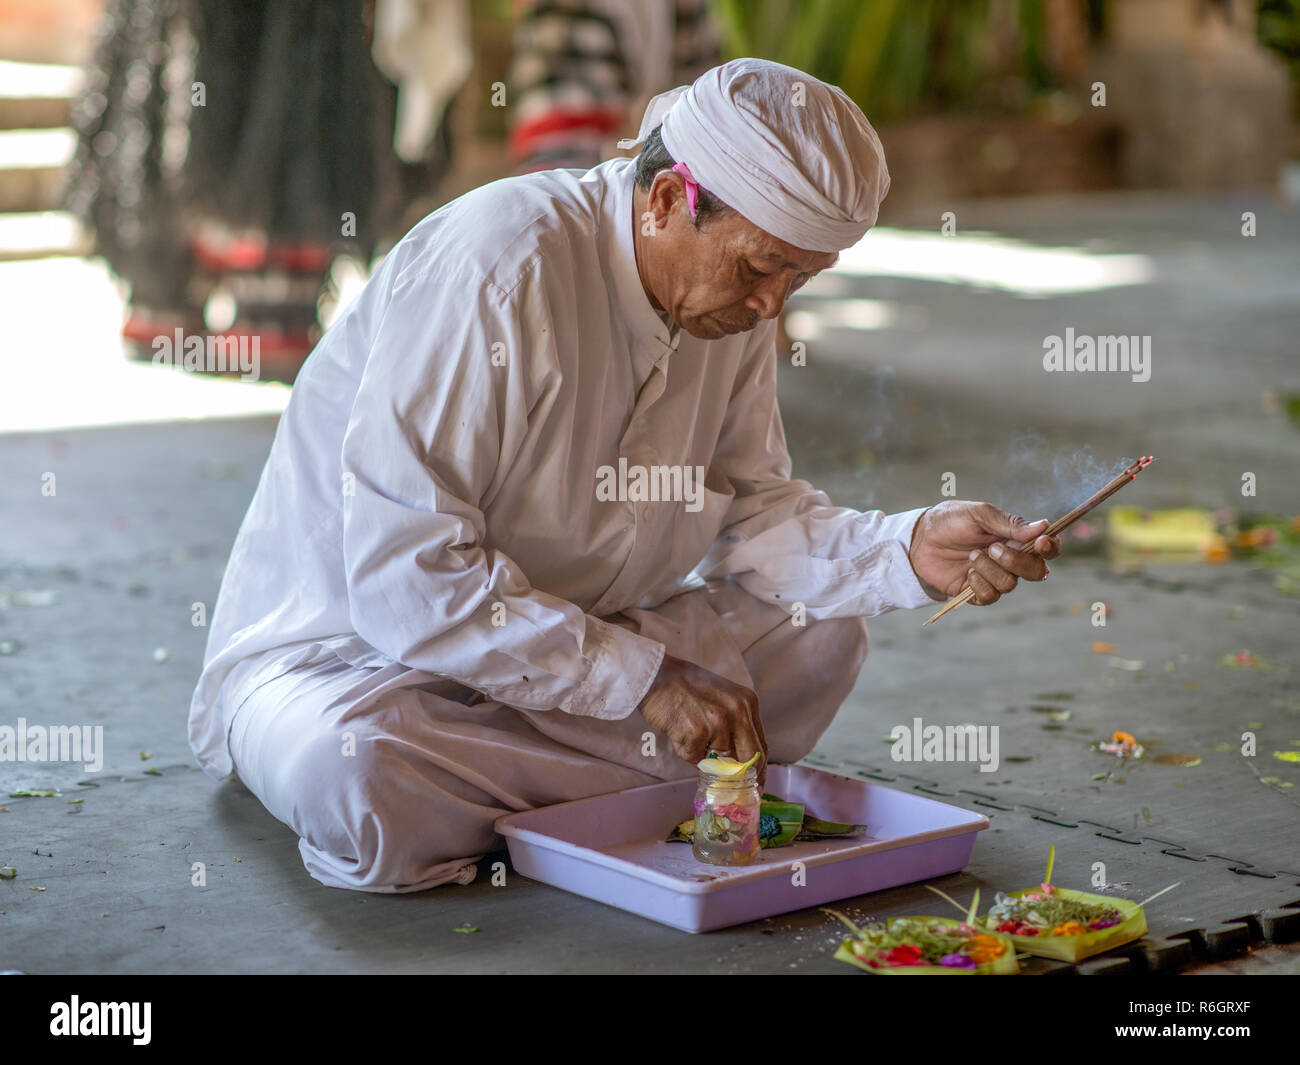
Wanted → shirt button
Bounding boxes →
[641,506,654,521]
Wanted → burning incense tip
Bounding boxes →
[922,455,1154,628]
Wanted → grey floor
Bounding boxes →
[2,191,1298,973]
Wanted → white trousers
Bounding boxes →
[225,579,869,892]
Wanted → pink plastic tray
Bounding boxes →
[494,764,988,933]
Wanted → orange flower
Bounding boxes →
[1232,527,1277,550]
[1051,921,1087,936]
[965,935,1006,963]
[1111,730,1137,745]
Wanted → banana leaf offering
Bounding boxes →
[982,888,1148,962]
[961,844,1178,963]
[665,793,859,849]
[825,897,1018,975]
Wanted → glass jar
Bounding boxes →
[692,764,761,866]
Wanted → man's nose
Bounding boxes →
[745,276,790,320]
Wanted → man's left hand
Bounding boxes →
[908,501,1061,605]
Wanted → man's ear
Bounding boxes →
[647,171,687,228]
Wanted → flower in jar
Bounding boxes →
[711,802,752,823]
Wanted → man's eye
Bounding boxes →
[745,262,772,279]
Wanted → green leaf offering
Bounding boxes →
[825,904,1018,975]
[668,793,862,847]
[799,814,856,838]
[758,799,804,848]
[929,844,1181,963]
[667,818,695,843]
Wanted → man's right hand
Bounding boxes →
[637,653,768,784]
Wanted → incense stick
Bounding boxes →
[921,456,1154,627]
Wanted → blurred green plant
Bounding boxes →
[712,0,1062,122]
[1258,0,1300,113]
[713,0,1300,122]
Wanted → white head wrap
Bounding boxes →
[617,58,890,253]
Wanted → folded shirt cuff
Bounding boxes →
[561,615,666,720]
[874,506,945,609]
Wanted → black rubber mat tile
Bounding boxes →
[1257,908,1300,943]
[1125,937,1198,973]
[1169,922,1255,961]
[1093,832,1147,845]
[1016,804,1082,828]
[958,789,1017,811]
[1077,955,1133,975]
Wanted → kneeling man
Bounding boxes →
[189,59,1058,892]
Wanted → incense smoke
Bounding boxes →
[988,430,1133,522]
[849,364,897,507]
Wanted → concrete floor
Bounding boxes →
[1,190,1298,973]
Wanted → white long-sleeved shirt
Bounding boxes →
[188,156,937,779]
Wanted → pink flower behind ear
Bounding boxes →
[671,162,699,217]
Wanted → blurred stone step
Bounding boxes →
[0,210,88,260]
[0,127,76,212]
[0,60,82,129]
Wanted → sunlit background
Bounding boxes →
[0,0,1295,433]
